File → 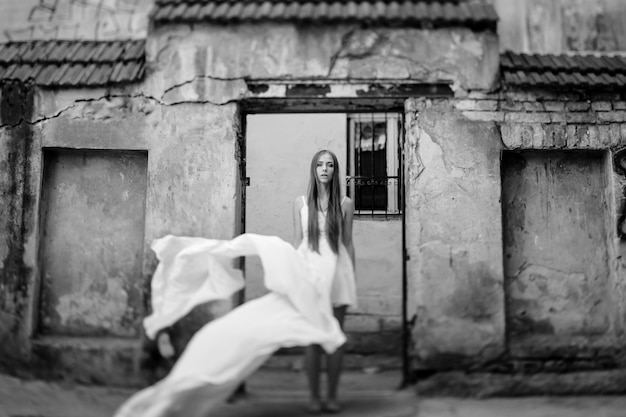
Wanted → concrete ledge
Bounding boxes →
[262,353,403,373]
[31,336,144,387]
[416,370,626,397]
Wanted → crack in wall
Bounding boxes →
[161,74,247,96]
[1,104,76,129]
[1,91,240,130]
[161,75,248,106]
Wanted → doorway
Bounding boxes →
[243,112,406,383]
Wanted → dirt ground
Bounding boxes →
[2,368,626,417]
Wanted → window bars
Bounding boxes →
[347,112,402,216]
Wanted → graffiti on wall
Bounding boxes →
[2,0,152,42]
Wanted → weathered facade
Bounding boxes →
[1,0,626,395]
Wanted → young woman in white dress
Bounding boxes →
[293,149,357,413]
[113,150,356,417]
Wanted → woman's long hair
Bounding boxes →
[307,150,342,254]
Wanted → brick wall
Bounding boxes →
[449,91,626,150]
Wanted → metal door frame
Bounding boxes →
[237,98,412,384]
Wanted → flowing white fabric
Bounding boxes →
[113,233,346,417]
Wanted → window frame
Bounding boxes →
[346,112,402,216]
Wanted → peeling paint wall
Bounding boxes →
[38,149,147,337]
[405,98,505,370]
[502,151,615,357]
[0,84,240,382]
[493,0,626,53]
[0,82,36,368]
[145,23,499,100]
[0,0,153,42]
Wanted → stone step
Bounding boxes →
[31,336,145,387]
[262,352,403,373]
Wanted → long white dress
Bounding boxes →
[298,195,357,309]
[113,201,356,417]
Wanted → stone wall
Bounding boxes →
[492,0,626,53]
[405,97,505,370]
[145,23,499,103]
[0,0,152,42]
[403,90,626,374]
[0,85,241,383]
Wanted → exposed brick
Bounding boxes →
[467,91,498,100]
[506,92,539,102]
[574,125,591,148]
[520,124,534,148]
[543,124,554,148]
[618,125,626,148]
[553,125,567,148]
[543,101,565,112]
[461,111,503,122]
[455,99,498,111]
[566,125,577,148]
[500,100,524,111]
[598,125,611,148]
[609,124,621,148]
[531,124,544,148]
[550,113,567,123]
[598,112,626,123]
[565,112,597,123]
[545,124,566,149]
[523,102,545,112]
[476,100,499,111]
[614,101,626,110]
[566,102,591,112]
[591,101,612,112]
[587,125,600,148]
[455,99,477,111]
[590,92,621,101]
[500,124,520,148]
[557,92,582,101]
[505,112,551,123]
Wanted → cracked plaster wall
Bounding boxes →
[0,83,38,368]
[405,98,505,369]
[502,151,618,358]
[0,86,240,374]
[145,23,499,104]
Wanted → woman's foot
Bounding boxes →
[324,399,342,414]
[307,398,324,414]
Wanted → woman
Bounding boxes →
[114,150,354,417]
[293,149,357,413]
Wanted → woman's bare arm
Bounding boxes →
[341,197,356,271]
[292,196,304,248]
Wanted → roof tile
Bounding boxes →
[151,0,497,29]
[0,39,144,87]
[501,51,626,89]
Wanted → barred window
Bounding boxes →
[347,113,402,215]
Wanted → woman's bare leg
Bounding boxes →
[326,305,347,412]
[305,344,323,412]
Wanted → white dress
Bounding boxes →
[114,230,351,417]
[298,195,357,308]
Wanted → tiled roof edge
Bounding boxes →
[501,50,626,89]
[0,39,145,88]
[150,0,498,29]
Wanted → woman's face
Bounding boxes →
[316,152,335,185]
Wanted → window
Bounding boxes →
[347,113,402,215]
